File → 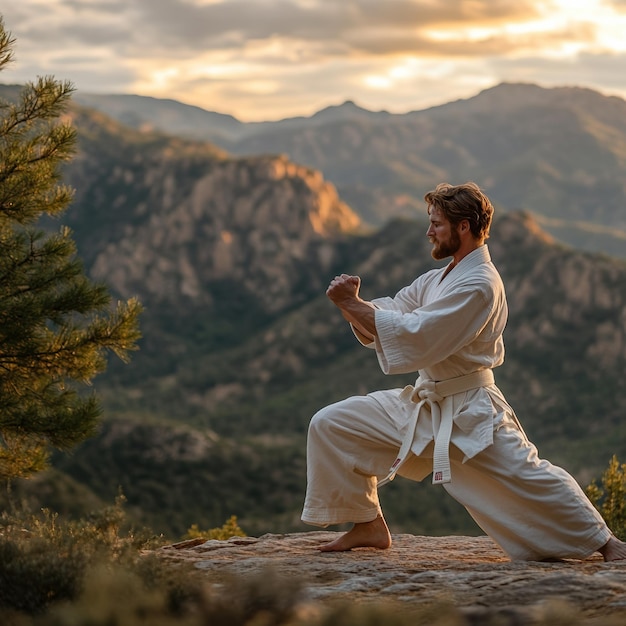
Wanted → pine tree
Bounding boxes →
[0,18,142,480]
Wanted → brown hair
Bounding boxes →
[424,182,494,242]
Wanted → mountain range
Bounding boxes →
[74,82,626,259]
[1,81,625,539]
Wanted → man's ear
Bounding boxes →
[459,219,470,235]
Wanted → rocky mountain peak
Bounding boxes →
[85,150,360,313]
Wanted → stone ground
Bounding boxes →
[158,532,626,624]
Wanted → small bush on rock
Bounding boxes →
[586,455,626,540]
[183,515,246,540]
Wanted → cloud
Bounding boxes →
[3,1,129,45]
[603,0,626,10]
[3,0,540,57]
[346,21,598,57]
[127,0,543,55]
[1,0,626,121]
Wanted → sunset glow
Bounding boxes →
[2,0,626,121]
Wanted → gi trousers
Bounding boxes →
[301,394,611,561]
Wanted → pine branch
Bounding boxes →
[0,18,15,73]
[0,22,142,479]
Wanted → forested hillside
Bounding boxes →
[3,85,625,539]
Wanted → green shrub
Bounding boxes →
[182,515,246,540]
[586,455,626,540]
[42,563,198,626]
[0,495,162,615]
[0,535,86,614]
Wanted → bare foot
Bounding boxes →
[599,536,626,562]
[318,515,392,552]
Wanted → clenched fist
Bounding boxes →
[326,274,361,305]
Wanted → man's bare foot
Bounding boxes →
[318,515,392,552]
[599,536,626,562]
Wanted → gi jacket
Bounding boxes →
[355,245,518,472]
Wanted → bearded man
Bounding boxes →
[301,181,626,561]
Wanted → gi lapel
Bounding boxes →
[431,245,491,300]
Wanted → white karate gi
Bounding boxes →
[302,245,610,560]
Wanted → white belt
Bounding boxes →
[379,369,495,487]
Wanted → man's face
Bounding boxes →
[426,206,461,260]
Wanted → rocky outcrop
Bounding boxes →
[85,153,359,313]
[63,107,361,315]
[160,532,626,624]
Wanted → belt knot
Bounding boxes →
[399,378,443,404]
[380,369,495,488]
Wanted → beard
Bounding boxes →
[430,228,461,260]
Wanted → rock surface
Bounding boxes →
[159,532,626,624]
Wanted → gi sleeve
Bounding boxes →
[373,286,493,374]
[349,273,430,348]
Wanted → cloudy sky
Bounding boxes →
[2,0,626,121]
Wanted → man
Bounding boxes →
[301,181,626,561]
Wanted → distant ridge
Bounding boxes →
[311,99,391,122]
[5,80,626,254]
[74,92,244,142]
